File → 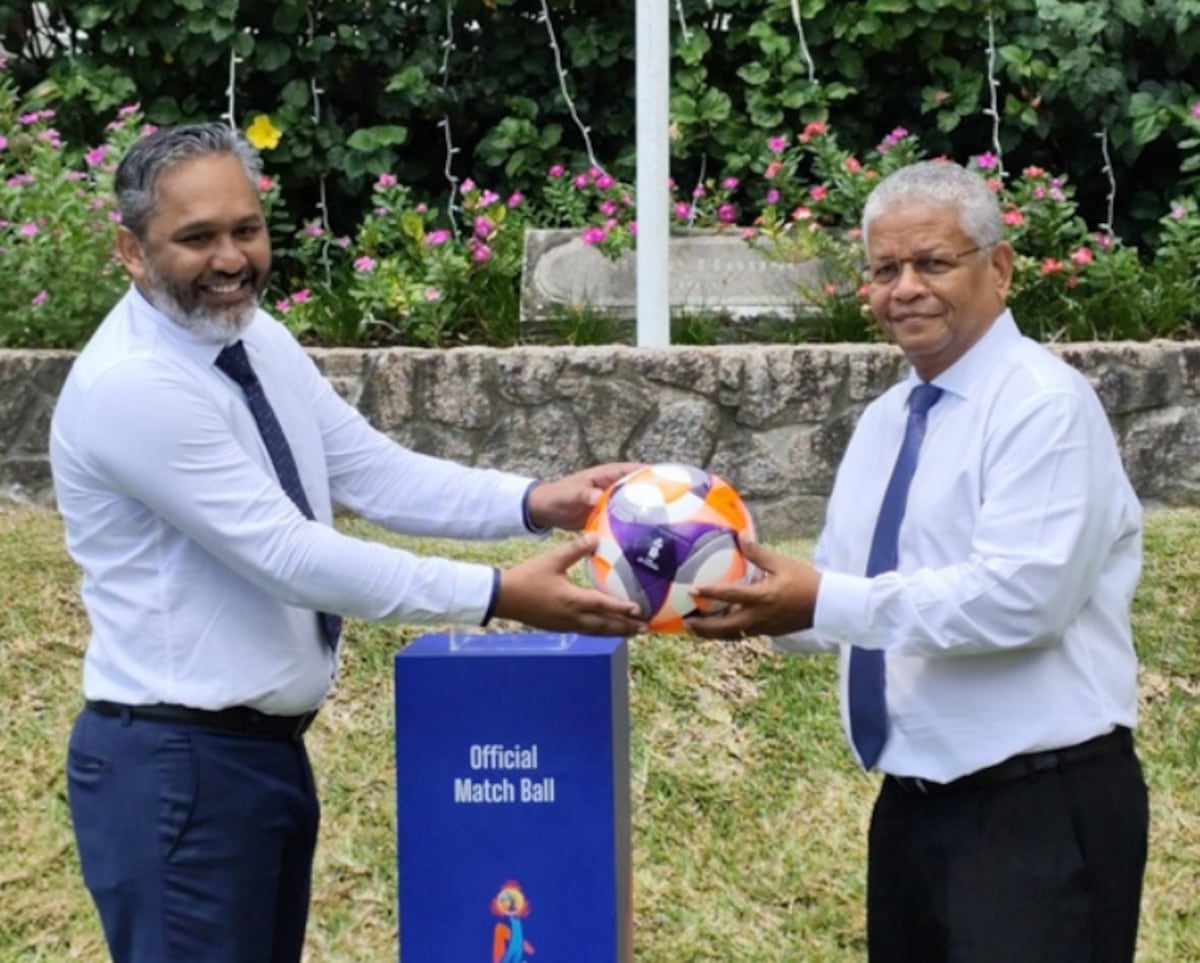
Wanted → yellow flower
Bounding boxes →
[245,114,281,151]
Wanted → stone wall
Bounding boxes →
[4,341,1199,537]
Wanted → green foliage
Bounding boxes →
[0,76,139,347]
[2,0,1199,255]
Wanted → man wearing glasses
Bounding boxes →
[690,160,1147,962]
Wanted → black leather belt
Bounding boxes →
[85,699,317,739]
[887,726,1133,795]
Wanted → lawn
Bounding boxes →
[1,504,1197,961]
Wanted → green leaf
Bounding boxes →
[738,63,771,86]
[347,129,380,151]
[281,79,310,108]
[255,40,292,72]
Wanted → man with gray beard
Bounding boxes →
[49,123,645,963]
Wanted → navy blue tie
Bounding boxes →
[848,382,943,769]
[215,340,342,650]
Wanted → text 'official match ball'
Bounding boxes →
[584,463,756,634]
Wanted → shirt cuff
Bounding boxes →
[521,481,550,535]
[812,569,875,647]
[480,568,501,626]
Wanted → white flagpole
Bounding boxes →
[635,0,671,346]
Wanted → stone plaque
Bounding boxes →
[520,228,828,330]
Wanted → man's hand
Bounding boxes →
[525,462,642,531]
[685,540,821,639]
[493,535,647,636]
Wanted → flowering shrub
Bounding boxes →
[1,48,1197,349]
[0,64,147,348]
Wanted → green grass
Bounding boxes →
[1,505,1198,961]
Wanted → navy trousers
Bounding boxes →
[67,706,320,963]
[867,740,1148,963]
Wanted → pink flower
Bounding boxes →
[1002,209,1025,226]
[1023,166,1046,178]
[573,174,590,190]
[354,256,377,273]
[594,173,616,190]
[118,103,141,118]
[275,298,292,313]
[674,202,691,220]
[17,112,40,125]
[460,178,476,193]
[717,203,737,224]
[628,221,638,236]
[548,164,565,178]
[845,157,862,173]
[800,121,828,142]
[692,185,707,199]
[581,226,607,245]
[722,177,739,190]
[765,188,780,204]
[1070,247,1093,266]
[474,215,494,238]
[508,191,524,208]
[141,124,158,136]
[335,236,352,248]
[1171,205,1187,220]
[470,241,492,263]
[0,135,7,151]
[1040,258,1065,275]
[63,170,86,182]
[258,175,274,192]
[768,136,788,153]
[1192,102,1200,120]
[415,203,428,214]
[824,283,839,295]
[1033,186,1047,200]
[39,129,63,148]
[1094,231,1114,248]
[31,290,47,306]
[291,289,312,303]
[810,185,828,201]
[426,229,451,246]
[19,222,39,237]
[479,189,500,206]
[792,206,812,221]
[986,179,1003,193]
[597,199,618,217]
[424,286,441,301]
[741,227,757,240]
[765,160,783,180]
[847,227,862,239]
[375,173,398,189]
[303,222,324,237]
[108,211,122,223]
[974,152,1000,170]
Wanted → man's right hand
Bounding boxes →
[493,535,647,636]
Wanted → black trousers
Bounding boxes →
[867,736,1148,963]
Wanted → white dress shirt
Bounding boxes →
[51,287,536,714]
[777,310,1142,782]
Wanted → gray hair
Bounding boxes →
[860,160,1003,251]
[115,123,263,240]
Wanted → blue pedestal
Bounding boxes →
[394,632,632,963]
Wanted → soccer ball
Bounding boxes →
[584,463,756,634]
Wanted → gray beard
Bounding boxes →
[141,264,259,344]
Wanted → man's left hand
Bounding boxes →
[525,462,642,531]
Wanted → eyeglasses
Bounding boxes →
[867,245,991,286]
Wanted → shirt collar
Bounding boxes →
[126,283,254,365]
[903,308,1019,401]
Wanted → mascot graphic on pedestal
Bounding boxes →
[492,880,534,962]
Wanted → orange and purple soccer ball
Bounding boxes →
[583,463,756,634]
